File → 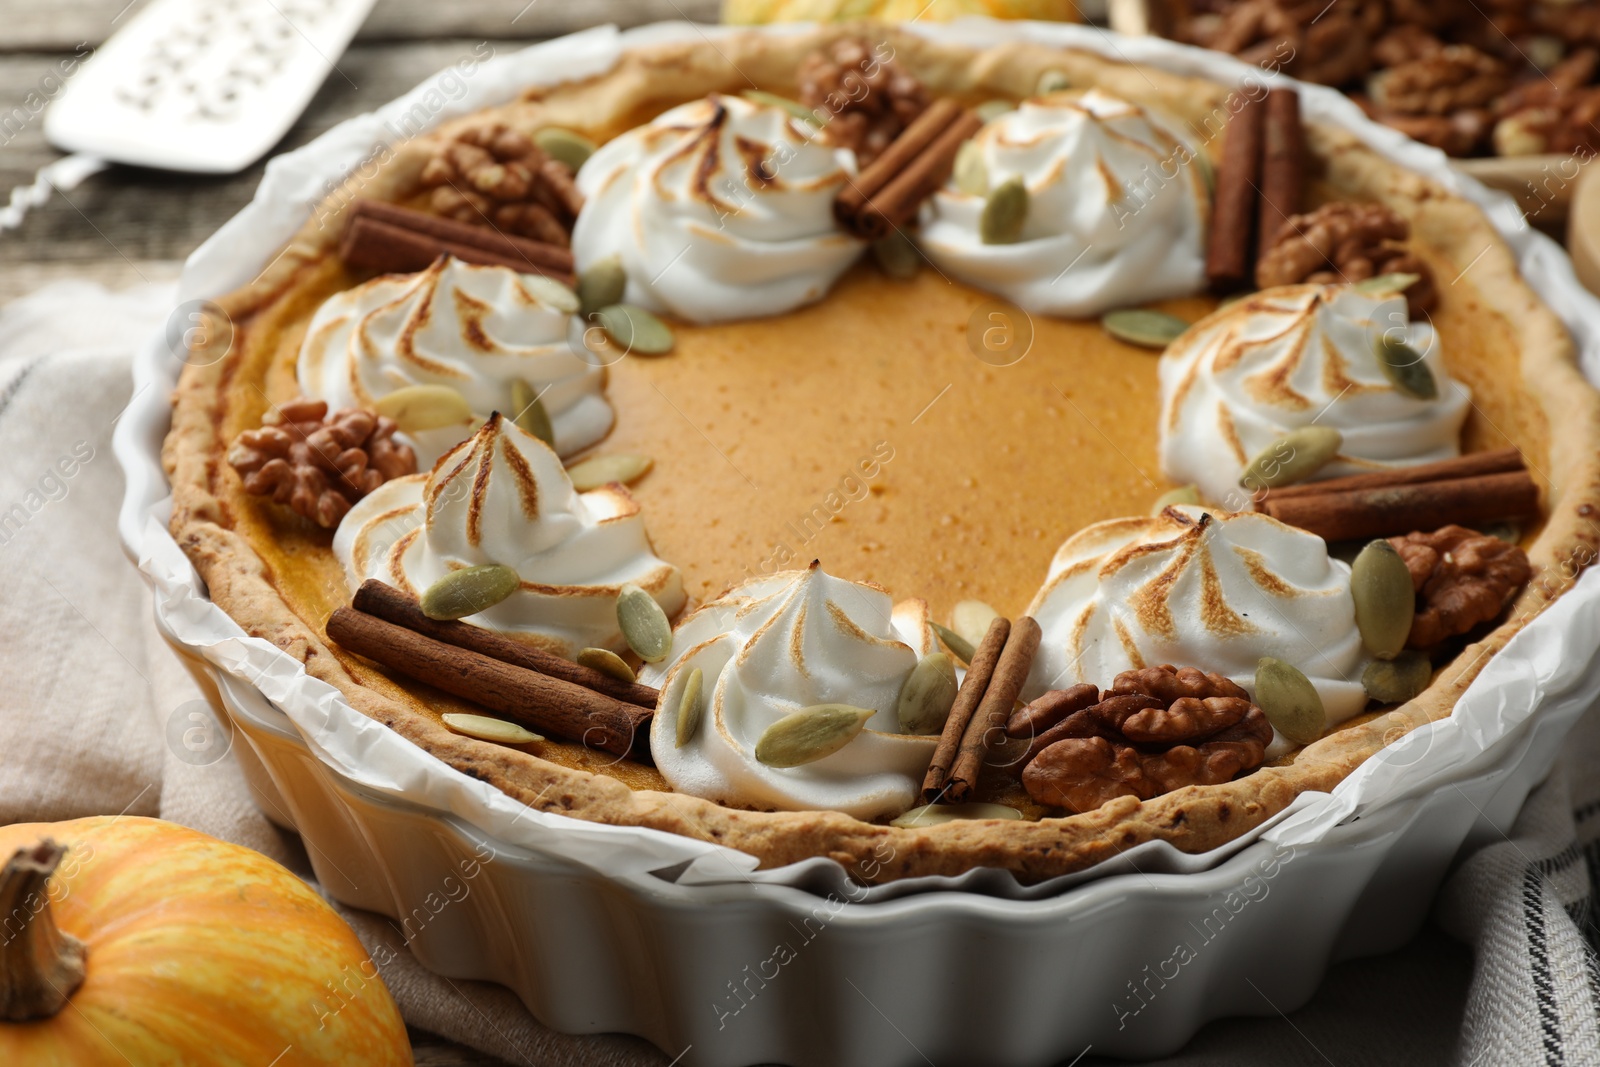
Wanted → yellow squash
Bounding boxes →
[0,816,411,1066]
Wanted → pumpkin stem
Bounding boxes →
[0,840,87,1022]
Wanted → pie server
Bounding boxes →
[4,0,376,229]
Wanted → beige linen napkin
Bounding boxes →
[0,278,664,1067]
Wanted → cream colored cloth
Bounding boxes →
[0,279,665,1067]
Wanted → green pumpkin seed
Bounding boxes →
[1361,650,1431,704]
[1483,521,1522,543]
[896,652,959,735]
[975,99,1015,123]
[890,802,1023,828]
[421,563,521,620]
[1036,69,1071,94]
[742,90,821,126]
[576,646,636,683]
[373,384,472,433]
[617,583,672,663]
[951,600,999,648]
[509,379,555,447]
[1239,426,1343,490]
[754,703,875,767]
[595,304,674,356]
[1152,484,1201,514]
[1351,539,1415,659]
[519,274,579,314]
[566,453,652,491]
[979,176,1028,245]
[1254,657,1325,745]
[442,713,542,745]
[1192,150,1216,197]
[675,667,704,748]
[1374,335,1439,400]
[533,126,598,171]
[577,255,627,317]
[1353,272,1421,297]
[954,139,988,196]
[871,229,921,280]
[930,621,975,665]
[1102,308,1190,349]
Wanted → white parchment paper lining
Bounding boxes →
[126,19,1600,902]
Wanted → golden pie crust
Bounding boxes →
[165,25,1600,883]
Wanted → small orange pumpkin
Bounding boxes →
[0,816,411,1066]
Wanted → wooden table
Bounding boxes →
[0,5,1476,1064]
[0,0,718,302]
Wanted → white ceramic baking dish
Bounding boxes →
[115,19,1600,1066]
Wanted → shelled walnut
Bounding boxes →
[1367,44,1509,115]
[1183,0,1382,87]
[797,36,928,167]
[1536,2,1600,49]
[1494,90,1600,156]
[1255,201,1437,316]
[1012,665,1273,814]
[227,398,416,528]
[1493,49,1600,156]
[1389,526,1532,649]
[418,124,584,245]
[1372,24,1444,71]
[1171,0,1600,158]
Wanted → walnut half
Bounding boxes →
[227,398,416,528]
[418,123,582,245]
[1256,201,1438,317]
[798,36,928,168]
[1389,526,1532,649]
[1018,665,1273,814]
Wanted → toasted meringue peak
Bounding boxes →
[641,563,939,820]
[917,90,1208,317]
[571,94,863,324]
[297,256,611,468]
[1025,505,1368,731]
[1159,283,1471,505]
[333,415,683,656]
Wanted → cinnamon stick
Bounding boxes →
[1206,92,1265,293]
[326,606,651,756]
[1265,447,1525,499]
[834,99,983,241]
[1004,682,1099,740]
[1255,88,1304,267]
[945,616,1041,803]
[352,580,659,708]
[1260,469,1539,543]
[922,616,1010,803]
[341,200,575,282]
[340,216,574,284]
[354,199,575,271]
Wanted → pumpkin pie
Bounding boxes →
[164,25,1600,883]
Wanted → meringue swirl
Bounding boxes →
[333,414,684,656]
[1159,283,1471,505]
[297,256,611,468]
[918,90,1209,317]
[571,94,863,324]
[1025,505,1368,731]
[641,563,939,820]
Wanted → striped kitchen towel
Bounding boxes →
[1439,699,1600,1067]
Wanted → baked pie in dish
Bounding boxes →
[165,25,1600,884]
